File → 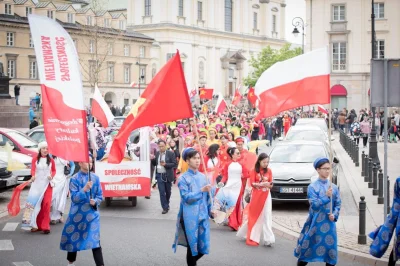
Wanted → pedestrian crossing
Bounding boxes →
[2,222,19,232]
[0,239,14,250]
[13,262,34,266]
[1,222,33,265]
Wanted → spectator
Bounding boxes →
[34,93,41,110]
[29,116,39,129]
[360,116,371,148]
[389,120,397,143]
[29,107,35,123]
[14,83,20,105]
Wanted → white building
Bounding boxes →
[305,0,400,111]
[127,0,288,97]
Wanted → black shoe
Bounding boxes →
[145,196,150,199]
[162,209,168,214]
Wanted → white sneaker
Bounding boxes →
[67,264,75,266]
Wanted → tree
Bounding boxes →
[244,44,302,87]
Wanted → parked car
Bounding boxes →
[0,159,18,192]
[268,140,339,202]
[282,125,334,143]
[295,118,328,133]
[0,128,38,157]
[0,151,32,183]
[26,125,45,143]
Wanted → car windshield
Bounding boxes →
[286,130,326,141]
[113,118,125,127]
[29,131,46,143]
[297,120,328,131]
[270,144,326,163]
[7,131,38,148]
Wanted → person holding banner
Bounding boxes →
[21,142,56,234]
[60,154,104,266]
[172,148,214,266]
[294,157,341,266]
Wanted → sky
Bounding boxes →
[104,0,306,44]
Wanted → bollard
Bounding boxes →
[355,145,359,167]
[361,151,365,176]
[372,164,378,195]
[387,176,391,214]
[377,169,384,204]
[358,196,367,245]
[350,140,355,161]
[363,154,369,181]
[368,158,373,188]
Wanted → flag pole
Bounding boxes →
[327,100,334,214]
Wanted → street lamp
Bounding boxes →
[292,17,305,54]
[135,59,143,96]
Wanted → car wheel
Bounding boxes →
[105,197,111,207]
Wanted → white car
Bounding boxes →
[0,151,32,183]
[281,125,334,144]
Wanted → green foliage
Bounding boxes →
[244,44,302,87]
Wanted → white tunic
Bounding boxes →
[51,157,70,220]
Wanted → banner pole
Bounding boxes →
[327,100,334,214]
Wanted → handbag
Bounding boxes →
[64,165,71,176]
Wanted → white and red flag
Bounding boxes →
[215,93,227,114]
[189,87,197,98]
[318,104,329,114]
[28,15,88,162]
[130,81,137,88]
[255,47,330,119]
[91,85,114,128]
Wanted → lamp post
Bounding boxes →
[369,0,379,165]
[292,17,305,54]
[135,56,144,96]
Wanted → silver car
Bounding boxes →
[295,118,328,133]
[268,140,339,202]
[283,125,334,143]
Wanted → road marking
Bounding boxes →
[2,222,19,231]
[13,262,34,266]
[0,239,14,250]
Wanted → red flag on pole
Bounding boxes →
[199,88,213,100]
[215,93,227,114]
[247,87,258,107]
[91,85,115,128]
[232,89,242,106]
[108,51,194,164]
[190,88,197,98]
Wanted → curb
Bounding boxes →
[272,221,388,266]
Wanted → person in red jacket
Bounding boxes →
[193,132,209,173]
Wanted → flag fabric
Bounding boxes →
[247,87,258,107]
[199,88,213,100]
[318,104,329,114]
[130,81,137,88]
[190,88,197,98]
[108,51,193,164]
[28,15,89,162]
[91,85,115,128]
[255,47,330,119]
[232,89,242,106]
[215,93,227,114]
[2,143,27,171]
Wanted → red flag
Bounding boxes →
[215,93,227,114]
[108,51,193,163]
[199,88,213,99]
[232,89,242,105]
[318,104,329,114]
[91,85,115,128]
[247,87,258,107]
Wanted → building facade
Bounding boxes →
[0,0,157,107]
[305,0,400,111]
[127,0,287,97]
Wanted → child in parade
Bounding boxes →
[294,157,341,266]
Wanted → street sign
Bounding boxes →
[371,59,400,107]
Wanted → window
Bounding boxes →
[87,16,92,26]
[29,61,37,79]
[108,64,114,82]
[29,35,34,48]
[332,42,347,71]
[145,0,151,16]
[376,40,385,59]
[104,18,110,28]
[7,60,16,78]
[26,7,32,17]
[124,65,131,83]
[178,0,184,16]
[5,4,12,15]
[166,53,175,61]
[229,67,234,79]
[89,40,94,53]
[139,66,146,84]
[67,13,75,23]
[253,12,258,29]
[124,44,130,56]
[374,3,384,19]
[151,63,157,78]
[197,1,203,21]
[139,46,145,58]
[47,10,54,19]
[332,5,345,21]
[107,43,113,55]
[272,15,277,32]
[6,32,14,47]
[89,61,96,81]
[225,0,233,32]
[119,20,125,30]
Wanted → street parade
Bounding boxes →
[0,1,399,266]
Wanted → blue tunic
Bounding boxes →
[294,178,341,265]
[60,171,103,252]
[172,169,213,256]
[369,177,400,259]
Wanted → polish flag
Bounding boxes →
[318,104,329,114]
[130,81,137,88]
[255,47,330,118]
[91,85,115,128]
[215,93,227,114]
[28,15,89,162]
[190,88,197,98]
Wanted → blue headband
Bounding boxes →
[182,148,195,161]
[313,157,330,169]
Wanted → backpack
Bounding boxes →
[353,125,361,136]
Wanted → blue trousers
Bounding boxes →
[156,173,172,210]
